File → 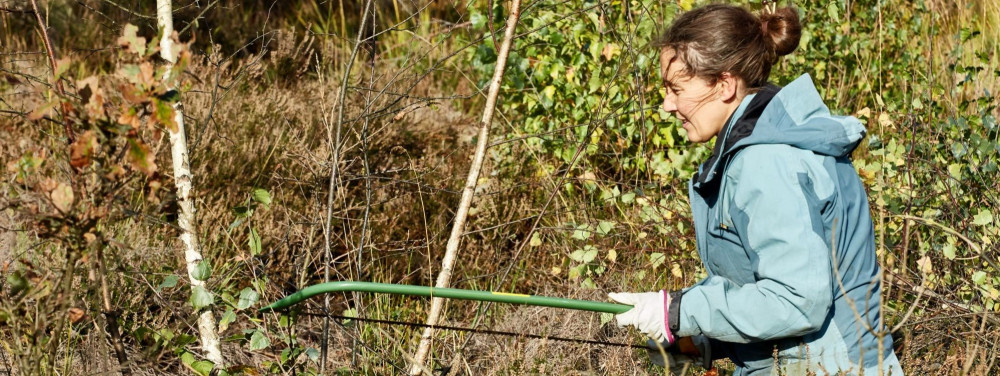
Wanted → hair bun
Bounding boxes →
[760,7,802,57]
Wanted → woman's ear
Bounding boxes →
[717,72,741,102]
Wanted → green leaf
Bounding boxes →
[620,192,636,204]
[942,242,956,260]
[153,99,179,132]
[249,330,270,351]
[191,360,213,376]
[251,188,272,207]
[973,271,987,286]
[305,348,320,361]
[600,312,613,326]
[249,228,262,256]
[528,232,543,247]
[190,285,214,309]
[595,221,614,236]
[972,210,994,226]
[571,224,591,240]
[649,253,665,269]
[159,274,179,290]
[218,308,236,333]
[6,272,29,294]
[236,288,260,310]
[232,205,253,219]
[192,260,211,281]
[180,351,196,366]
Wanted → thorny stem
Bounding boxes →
[28,0,74,143]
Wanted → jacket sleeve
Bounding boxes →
[674,145,834,343]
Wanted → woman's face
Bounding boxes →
[659,48,739,143]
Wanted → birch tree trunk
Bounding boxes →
[156,0,224,366]
[408,1,522,373]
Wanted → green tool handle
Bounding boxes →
[260,281,632,314]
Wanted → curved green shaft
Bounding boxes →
[260,281,632,314]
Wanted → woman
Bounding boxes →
[608,4,904,376]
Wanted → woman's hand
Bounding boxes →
[608,290,674,344]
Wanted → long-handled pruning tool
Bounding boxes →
[261,281,631,314]
[260,281,639,348]
[262,281,719,374]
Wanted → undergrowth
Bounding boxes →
[1,0,998,375]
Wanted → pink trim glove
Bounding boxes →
[608,290,675,344]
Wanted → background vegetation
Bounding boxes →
[1,0,998,374]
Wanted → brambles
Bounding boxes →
[1,0,998,374]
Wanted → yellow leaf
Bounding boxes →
[916,255,933,275]
[679,0,694,10]
[601,43,620,61]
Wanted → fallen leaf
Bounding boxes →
[67,308,86,324]
[69,130,98,169]
[51,183,74,213]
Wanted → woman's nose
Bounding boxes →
[662,94,677,113]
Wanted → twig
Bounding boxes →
[321,0,375,371]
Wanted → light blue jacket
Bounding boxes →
[674,74,900,375]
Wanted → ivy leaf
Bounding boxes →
[126,138,157,176]
[236,288,259,310]
[972,210,994,226]
[249,330,270,351]
[190,285,214,309]
[249,228,262,256]
[51,183,74,213]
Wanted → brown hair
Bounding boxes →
[652,4,802,89]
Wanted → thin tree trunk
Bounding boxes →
[408,1,523,373]
[156,0,223,367]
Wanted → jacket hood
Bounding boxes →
[693,74,866,189]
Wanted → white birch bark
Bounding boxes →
[408,1,523,373]
[156,0,224,366]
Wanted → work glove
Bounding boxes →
[607,290,674,344]
[647,336,713,374]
